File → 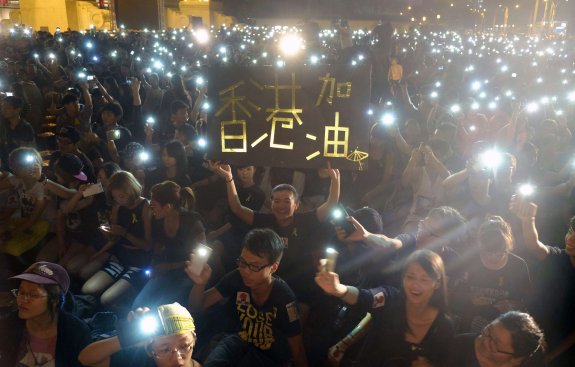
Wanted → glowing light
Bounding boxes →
[140,316,159,335]
[381,113,395,126]
[450,105,461,113]
[194,28,210,44]
[279,33,304,56]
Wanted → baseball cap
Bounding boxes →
[57,125,81,144]
[348,207,383,234]
[11,262,70,293]
[56,153,88,181]
[158,303,196,335]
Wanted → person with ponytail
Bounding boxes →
[132,180,205,308]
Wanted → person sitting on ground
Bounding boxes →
[186,228,308,367]
[449,311,546,367]
[79,302,202,367]
[0,262,92,367]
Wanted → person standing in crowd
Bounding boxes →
[388,57,403,97]
[316,249,454,367]
[0,262,92,366]
[79,302,201,367]
[187,228,308,367]
[449,311,546,367]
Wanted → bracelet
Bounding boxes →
[225,177,233,183]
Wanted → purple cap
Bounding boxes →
[11,262,70,293]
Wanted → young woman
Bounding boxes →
[452,216,531,333]
[145,140,191,196]
[0,262,92,367]
[82,170,152,307]
[132,180,205,308]
[449,311,546,367]
[58,162,121,279]
[315,249,454,367]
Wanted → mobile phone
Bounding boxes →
[189,244,212,276]
[87,75,94,81]
[324,247,339,272]
[83,182,104,197]
[331,205,355,238]
[106,129,121,141]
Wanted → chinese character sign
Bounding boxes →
[206,64,371,170]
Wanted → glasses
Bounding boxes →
[11,289,48,301]
[236,257,272,272]
[481,326,515,356]
[152,343,193,359]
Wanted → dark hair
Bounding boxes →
[170,99,189,115]
[496,311,546,366]
[2,95,23,109]
[100,102,123,119]
[427,206,467,250]
[243,228,284,264]
[163,140,188,176]
[44,284,65,322]
[151,180,196,211]
[271,184,299,201]
[402,249,448,311]
[176,124,197,143]
[102,161,121,180]
[478,215,514,253]
[61,93,79,106]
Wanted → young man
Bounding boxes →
[186,228,308,367]
[79,302,201,367]
[210,161,340,307]
[94,102,133,163]
[56,83,93,133]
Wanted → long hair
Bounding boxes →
[105,170,142,207]
[402,249,448,311]
[163,140,188,177]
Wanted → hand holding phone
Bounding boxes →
[186,244,213,282]
[83,182,104,197]
[331,205,355,238]
[106,129,121,141]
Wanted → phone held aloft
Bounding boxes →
[189,244,213,276]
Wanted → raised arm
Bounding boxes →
[316,167,340,221]
[509,195,550,261]
[210,161,254,225]
[315,270,360,306]
[341,216,402,251]
[185,260,223,312]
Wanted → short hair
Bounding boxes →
[170,100,189,115]
[175,124,197,143]
[478,215,514,252]
[271,184,299,201]
[101,161,121,180]
[8,147,42,172]
[495,311,546,361]
[61,93,79,106]
[100,102,123,119]
[427,206,467,249]
[105,171,142,207]
[2,95,23,110]
[243,228,284,264]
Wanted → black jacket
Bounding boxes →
[0,309,92,367]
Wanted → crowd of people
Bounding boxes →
[0,19,574,367]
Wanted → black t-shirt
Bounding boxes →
[0,119,36,170]
[529,246,575,346]
[110,345,156,367]
[215,270,302,364]
[252,210,324,297]
[448,333,480,367]
[453,252,531,333]
[151,210,204,263]
[145,168,192,196]
[355,286,455,367]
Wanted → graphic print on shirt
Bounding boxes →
[237,295,278,350]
